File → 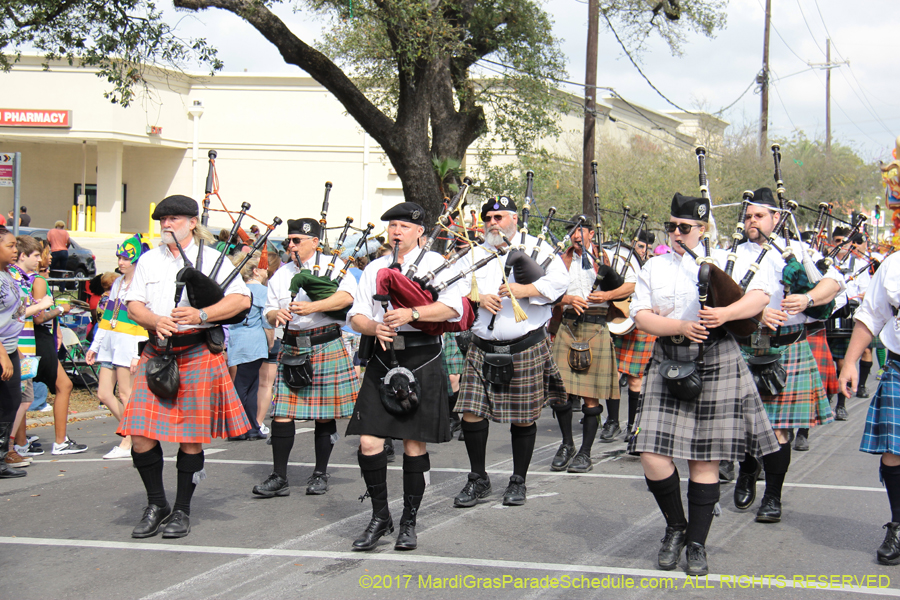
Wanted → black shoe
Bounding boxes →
[684,542,708,576]
[132,503,172,538]
[227,433,250,441]
[857,385,869,398]
[394,520,418,551]
[877,522,900,565]
[835,405,849,421]
[384,440,396,462]
[449,416,462,439]
[458,429,465,442]
[755,494,782,523]
[453,472,491,507]
[352,514,394,551]
[550,443,577,471]
[598,420,621,443]
[567,452,593,473]
[247,429,264,441]
[162,509,191,538]
[793,433,809,452]
[0,462,27,479]
[502,475,527,506]
[734,461,762,510]
[658,526,687,571]
[624,423,636,445]
[718,461,735,482]
[306,471,329,495]
[253,472,290,498]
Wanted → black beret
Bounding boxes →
[481,195,517,221]
[670,193,710,222]
[152,195,199,220]
[799,230,816,243]
[568,214,595,231]
[637,230,655,245]
[381,202,426,226]
[832,225,850,239]
[750,187,779,210]
[287,218,321,238]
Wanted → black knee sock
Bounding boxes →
[510,423,537,480]
[882,462,900,523]
[555,402,574,446]
[738,453,759,476]
[606,398,620,423]
[627,389,640,427]
[358,449,388,488]
[401,453,429,523]
[132,443,166,508]
[645,468,687,528]
[762,442,791,500]
[836,393,846,409]
[173,450,204,516]
[462,419,489,478]
[797,428,809,438]
[860,360,873,387]
[313,420,337,473]
[686,480,720,545]
[579,405,602,455]
[271,420,296,478]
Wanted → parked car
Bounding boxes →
[17,227,97,278]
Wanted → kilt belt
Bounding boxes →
[148,329,206,349]
[391,332,441,348]
[735,328,806,348]
[562,307,608,325]
[284,324,342,348]
[658,327,727,347]
[472,328,546,355]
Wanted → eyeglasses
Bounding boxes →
[663,222,700,235]
[486,214,507,222]
[286,236,312,246]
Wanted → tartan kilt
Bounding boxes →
[860,362,900,454]
[442,332,466,376]
[551,319,618,399]
[741,328,834,429]
[827,333,850,360]
[346,342,450,443]
[614,329,657,378]
[807,327,839,396]
[457,335,567,423]
[627,335,780,461]
[272,331,359,421]
[118,341,250,443]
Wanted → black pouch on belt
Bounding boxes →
[482,353,514,385]
[747,354,787,396]
[358,334,376,361]
[205,325,226,354]
[454,330,473,357]
[146,339,179,401]
[281,353,314,390]
[659,359,702,402]
[568,341,593,372]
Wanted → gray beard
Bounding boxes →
[485,225,515,247]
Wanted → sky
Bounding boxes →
[169,0,899,163]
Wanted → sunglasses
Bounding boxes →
[663,222,700,235]
[486,214,507,222]
[286,236,312,245]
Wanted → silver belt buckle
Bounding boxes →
[393,335,406,351]
[295,335,312,350]
[493,344,511,354]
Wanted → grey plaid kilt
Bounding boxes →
[627,335,780,462]
[442,332,466,375]
[456,335,567,423]
[271,334,359,421]
[551,318,618,400]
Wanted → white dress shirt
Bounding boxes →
[126,238,250,331]
[266,254,357,332]
[566,246,638,308]
[853,252,900,354]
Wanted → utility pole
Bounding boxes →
[758,0,771,158]
[808,39,848,157]
[583,0,599,214]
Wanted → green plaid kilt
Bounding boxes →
[457,335,567,423]
[614,328,657,378]
[827,334,850,360]
[551,319,618,400]
[741,326,834,429]
[272,327,360,420]
[442,332,466,375]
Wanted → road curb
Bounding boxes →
[26,408,112,427]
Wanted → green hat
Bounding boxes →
[116,233,150,264]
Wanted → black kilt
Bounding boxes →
[345,342,450,444]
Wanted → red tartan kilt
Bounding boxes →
[807,328,839,396]
[118,341,250,443]
[614,329,657,377]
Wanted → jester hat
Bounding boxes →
[116,233,150,264]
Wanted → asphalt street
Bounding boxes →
[2,391,897,600]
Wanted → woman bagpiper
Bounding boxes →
[86,234,150,459]
[628,193,780,575]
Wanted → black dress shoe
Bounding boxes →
[394,521,418,551]
[306,471,329,495]
[247,429,264,440]
[227,433,250,441]
[835,405,849,421]
[550,443,577,471]
[598,420,621,443]
[878,522,900,565]
[684,542,708,576]
[162,509,191,538]
[755,494,782,523]
[502,475,527,506]
[253,472,290,497]
[132,503,172,538]
[567,452,593,473]
[718,461,735,482]
[793,433,809,452]
[857,385,869,398]
[0,462,27,479]
[352,514,394,551]
[454,472,491,507]
[658,526,687,571]
[734,461,762,510]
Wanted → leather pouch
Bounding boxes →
[281,353,314,390]
[747,354,787,396]
[205,325,226,354]
[358,334,376,361]
[146,340,179,400]
[659,359,702,402]
[568,341,593,372]
[482,352,514,385]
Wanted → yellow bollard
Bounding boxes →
[148,203,156,239]
[70,205,76,230]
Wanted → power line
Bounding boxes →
[715,78,755,115]
[770,80,799,133]
[795,0,826,57]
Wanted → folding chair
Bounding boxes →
[59,326,99,398]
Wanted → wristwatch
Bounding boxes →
[199,309,209,324]
[411,308,420,322]
[805,294,815,308]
